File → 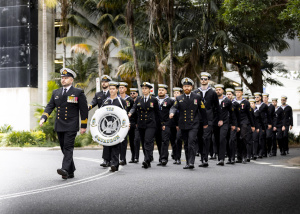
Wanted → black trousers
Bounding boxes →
[226,127,236,161]
[128,125,136,161]
[155,126,162,162]
[283,126,289,152]
[170,127,177,158]
[212,125,219,156]
[271,131,277,155]
[161,126,171,161]
[120,138,128,161]
[57,131,77,173]
[258,130,266,156]
[266,128,273,154]
[198,124,212,162]
[174,129,183,161]
[276,127,283,152]
[139,127,156,163]
[134,127,141,160]
[237,124,251,160]
[215,124,229,161]
[103,144,121,167]
[181,128,198,165]
[252,130,259,156]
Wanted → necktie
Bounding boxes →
[187,95,189,100]
[144,98,147,103]
[63,88,67,95]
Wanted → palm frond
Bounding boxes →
[70,44,93,54]
[58,36,87,46]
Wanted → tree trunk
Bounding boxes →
[63,44,66,68]
[128,0,142,94]
[168,18,174,96]
[251,65,263,93]
[42,0,48,106]
[202,2,211,73]
[217,65,222,83]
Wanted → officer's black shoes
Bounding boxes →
[57,169,68,180]
[253,156,257,160]
[199,162,209,167]
[100,160,108,167]
[129,160,134,163]
[110,165,117,172]
[189,164,195,169]
[120,160,127,166]
[231,160,235,164]
[161,160,167,166]
[134,159,139,163]
[68,173,74,179]
[281,152,286,156]
[196,152,200,157]
[263,154,268,158]
[242,159,246,164]
[236,159,242,163]
[226,160,232,164]
[142,161,151,169]
[157,162,162,166]
[177,160,181,165]
[183,165,190,169]
[173,160,177,164]
[216,160,224,166]
[258,156,263,159]
[246,158,250,162]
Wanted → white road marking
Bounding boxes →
[251,161,271,165]
[282,166,300,169]
[0,157,121,201]
[270,165,286,167]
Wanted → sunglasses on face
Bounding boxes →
[201,78,208,81]
[130,92,136,94]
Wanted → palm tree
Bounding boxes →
[126,0,142,94]
[58,0,122,77]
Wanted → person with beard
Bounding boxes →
[272,98,285,156]
[225,88,239,164]
[172,87,183,165]
[118,82,135,165]
[193,72,221,167]
[281,95,293,155]
[214,84,236,166]
[262,93,275,157]
[101,81,127,172]
[128,82,160,169]
[155,84,174,166]
[233,87,255,164]
[129,88,140,163]
[88,75,112,168]
[254,92,272,158]
[250,98,264,160]
[40,68,88,179]
[170,78,208,169]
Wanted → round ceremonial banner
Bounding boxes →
[90,105,129,146]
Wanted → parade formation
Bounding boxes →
[40,68,294,179]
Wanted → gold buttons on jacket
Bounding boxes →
[65,118,67,120]
[66,107,67,109]
[58,117,60,119]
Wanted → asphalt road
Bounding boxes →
[0,148,300,214]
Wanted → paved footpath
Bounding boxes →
[0,148,300,214]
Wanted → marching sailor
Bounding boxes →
[128,82,160,169]
[101,81,128,172]
[281,95,293,155]
[118,82,135,165]
[88,75,112,167]
[170,78,208,169]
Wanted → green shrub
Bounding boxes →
[0,133,5,143]
[74,131,95,147]
[288,132,300,144]
[3,131,46,147]
[0,124,13,133]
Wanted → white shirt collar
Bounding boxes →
[63,85,72,93]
